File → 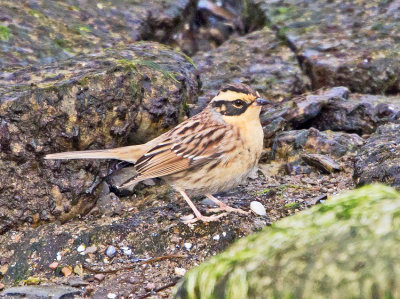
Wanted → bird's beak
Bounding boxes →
[255,98,272,106]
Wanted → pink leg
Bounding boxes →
[205,193,250,215]
[176,188,227,224]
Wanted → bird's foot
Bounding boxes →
[204,193,250,215]
[207,204,250,215]
[181,212,228,224]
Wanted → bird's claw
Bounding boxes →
[181,212,228,224]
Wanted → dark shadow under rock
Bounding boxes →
[354,123,400,188]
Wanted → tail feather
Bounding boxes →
[45,144,148,163]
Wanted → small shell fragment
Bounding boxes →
[250,201,267,216]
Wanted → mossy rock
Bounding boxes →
[175,184,400,298]
[0,42,198,234]
[0,0,196,67]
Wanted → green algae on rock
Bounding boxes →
[175,184,400,298]
[0,0,196,68]
[0,42,199,234]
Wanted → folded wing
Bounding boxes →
[119,124,233,187]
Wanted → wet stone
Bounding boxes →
[0,0,197,68]
[354,123,400,188]
[1,285,81,299]
[256,0,400,94]
[68,277,89,287]
[301,154,341,174]
[301,93,400,135]
[270,127,364,162]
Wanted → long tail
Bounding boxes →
[45,144,148,163]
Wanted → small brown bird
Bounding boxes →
[45,83,270,223]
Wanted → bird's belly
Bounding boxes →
[165,148,260,196]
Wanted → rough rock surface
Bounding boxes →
[256,0,400,94]
[175,185,400,298]
[0,164,355,297]
[0,42,198,234]
[192,27,309,111]
[354,123,400,188]
[0,0,197,68]
[1,285,81,298]
[261,87,400,144]
[2,0,400,297]
[270,128,364,161]
[302,93,400,135]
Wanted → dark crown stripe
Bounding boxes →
[220,83,257,96]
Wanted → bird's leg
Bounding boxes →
[177,188,227,224]
[205,193,250,215]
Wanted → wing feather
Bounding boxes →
[125,122,233,185]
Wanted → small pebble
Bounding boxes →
[170,235,180,243]
[61,266,73,277]
[213,234,220,241]
[56,252,62,261]
[180,214,194,221]
[106,246,117,257]
[122,248,132,256]
[145,282,156,291]
[107,293,117,299]
[184,243,192,250]
[85,246,97,254]
[68,277,89,287]
[49,262,59,270]
[222,232,227,237]
[94,274,105,282]
[77,244,86,253]
[250,201,267,216]
[200,198,217,207]
[142,179,156,186]
[175,267,186,276]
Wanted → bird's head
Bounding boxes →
[210,83,271,125]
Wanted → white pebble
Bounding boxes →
[174,267,186,276]
[184,243,192,250]
[107,293,117,299]
[250,201,267,216]
[77,244,86,253]
[213,234,220,241]
[106,245,117,257]
[123,248,132,256]
[56,252,62,261]
[180,214,194,221]
[222,232,227,237]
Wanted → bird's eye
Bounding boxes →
[233,100,244,108]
